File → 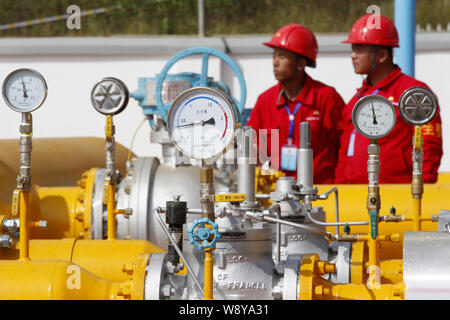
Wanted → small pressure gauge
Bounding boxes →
[398,86,438,125]
[352,95,396,139]
[167,87,239,160]
[91,77,129,115]
[2,68,48,113]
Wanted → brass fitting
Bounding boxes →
[411,174,423,200]
[379,215,404,222]
[336,234,360,242]
[367,186,380,212]
[200,167,215,220]
[200,167,214,184]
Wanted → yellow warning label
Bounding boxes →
[11,189,20,216]
[105,116,113,140]
[103,181,109,205]
[414,126,422,150]
[214,193,246,202]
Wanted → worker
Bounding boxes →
[246,23,345,184]
[334,14,443,183]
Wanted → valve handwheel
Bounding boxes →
[188,217,221,251]
[156,47,247,123]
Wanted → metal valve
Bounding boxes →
[165,197,187,267]
[188,217,221,251]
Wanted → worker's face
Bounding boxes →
[351,44,389,74]
[273,48,302,82]
[351,44,373,74]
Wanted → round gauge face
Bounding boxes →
[91,77,129,115]
[167,87,239,160]
[2,68,47,113]
[352,95,397,139]
[398,86,438,125]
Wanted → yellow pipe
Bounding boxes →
[70,239,160,282]
[350,242,365,284]
[378,259,403,284]
[107,182,116,240]
[200,167,216,300]
[0,238,164,283]
[19,191,31,261]
[412,198,421,231]
[32,187,86,239]
[0,168,97,240]
[0,260,136,300]
[33,168,96,239]
[313,278,405,300]
[300,254,405,300]
[350,242,403,284]
[204,250,214,300]
[367,236,380,289]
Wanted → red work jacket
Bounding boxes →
[246,74,345,184]
[334,66,443,184]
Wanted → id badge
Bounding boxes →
[281,143,297,171]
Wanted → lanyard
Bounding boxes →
[284,102,302,142]
[347,88,381,157]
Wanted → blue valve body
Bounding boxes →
[131,47,247,125]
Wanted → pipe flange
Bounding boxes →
[282,254,303,300]
[329,241,351,284]
[144,252,168,300]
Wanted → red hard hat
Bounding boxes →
[342,14,399,47]
[264,23,318,68]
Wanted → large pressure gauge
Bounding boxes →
[352,95,396,139]
[398,86,438,125]
[91,77,129,115]
[2,68,47,113]
[167,87,239,160]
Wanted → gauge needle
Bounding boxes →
[176,117,215,128]
[371,103,378,125]
[21,78,28,99]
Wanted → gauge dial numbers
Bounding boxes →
[167,87,238,160]
[2,68,47,113]
[352,95,396,139]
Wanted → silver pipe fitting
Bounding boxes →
[0,235,12,248]
[305,209,369,227]
[296,122,317,196]
[2,218,20,234]
[105,132,116,180]
[237,127,258,208]
[246,211,335,241]
[18,113,33,192]
[297,122,313,190]
[317,187,341,235]
[412,133,424,199]
[266,203,281,264]
[367,142,380,188]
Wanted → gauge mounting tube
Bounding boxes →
[297,122,317,196]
